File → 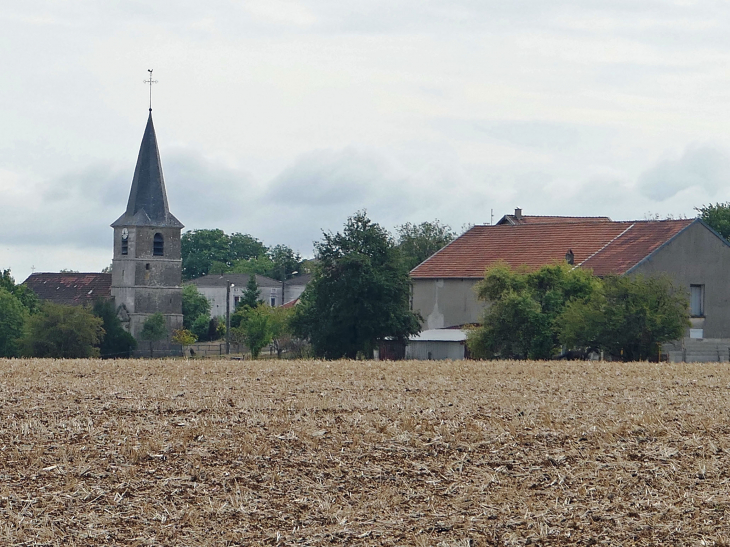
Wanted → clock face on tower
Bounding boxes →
[121,228,129,240]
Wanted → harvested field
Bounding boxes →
[1,358,730,546]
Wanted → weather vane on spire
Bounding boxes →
[144,69,158,111]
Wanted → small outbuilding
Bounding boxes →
[405,329,468,361]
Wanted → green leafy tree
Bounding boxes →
[229,254,275,276]
[171,328,197,346]
[182,284,211,330]
[92,299,137,358]
[467,263,599,359]
[268,244,303,281]
[696,203,730,240]
[139,312,168,357]
[21,303,104,358]
[231,304,274,358]
[291,211,421,359]
[1,269,40,314]
[396,220,457,271]
[268,305,294,358]
[0,288,28,357]
[557,275,689,361]
[191,314,212,342]
[181,229,267,280]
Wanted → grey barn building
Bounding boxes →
[110,111,184,342]
[410,215,730,361]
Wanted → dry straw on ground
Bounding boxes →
[1,358,729,546]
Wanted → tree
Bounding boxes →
[268,305,294,358]
[232,304,273,358]
[0,288,28,357]
[191,314,212,342]
[291,211,421,359]
[396,220,457,271]
[171,328,197,346]
[21,302,104,358]
[229,254,275,276]
[181,229,267,280]
[696,203,730,240]
[240,275,261,309]
[467,263,599,360]
[92,299,137,358]
[557,275,689,361]
[139,313,167,357]
[182,284,211,330]
[268,244,303,281]
[1,269,40,314]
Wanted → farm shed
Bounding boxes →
[405,329,468,360]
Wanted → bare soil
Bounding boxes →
[1,358,729,546]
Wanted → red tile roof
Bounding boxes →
[497,214,612,225]
[22,273,112,306]
[411,219,695,279]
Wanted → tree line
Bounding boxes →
[0,269,137,358]
[467,263,690,361]
[174,215,457,358]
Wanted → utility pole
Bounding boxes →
[225,280,233,354]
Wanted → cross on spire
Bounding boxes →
[143,69,158,111]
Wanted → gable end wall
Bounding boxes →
[631,221,730,338]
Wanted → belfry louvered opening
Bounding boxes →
[153,233,164,256]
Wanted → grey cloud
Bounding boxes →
[264,148,408,208]
[638,145,730,201]
[433,119,581,150]
[163,148,260,229]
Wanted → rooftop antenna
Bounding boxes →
[490,208,494,225]
[143,69,158,112]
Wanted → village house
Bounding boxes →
[410,211,730,361]
[186,273,311,319]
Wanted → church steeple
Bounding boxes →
[112,112,183,228]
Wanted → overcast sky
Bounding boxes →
[3,1,730,281]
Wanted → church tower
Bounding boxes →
[111,111,184,343]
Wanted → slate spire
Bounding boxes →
[112,112,183,228]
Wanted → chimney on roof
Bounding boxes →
[565,249,575,266]
[514,208,523,220]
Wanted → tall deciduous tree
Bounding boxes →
[1,269,40,314]
[0,288,28,357]
[292,211,421,359]
[467,263,599,360]
[396,220,457,271]
[232,304,274,358]
[181,229,267,280]
[140,312,168,357]
[557,275,689,361]
[696,203,730,240]
[92,299,137,358]
[182,284,211,330]
[21,303,104,358]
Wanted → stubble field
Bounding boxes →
[1,358,729,546]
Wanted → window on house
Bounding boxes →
[270,288,276,307]
[121,238,128,255]
[234,296,240,306]
[153,233,164,256]
[690,284,704,317]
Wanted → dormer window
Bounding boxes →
[153,233,164,256]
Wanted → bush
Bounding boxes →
[22,303,104,358]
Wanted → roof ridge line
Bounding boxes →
[574,222,635,270]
